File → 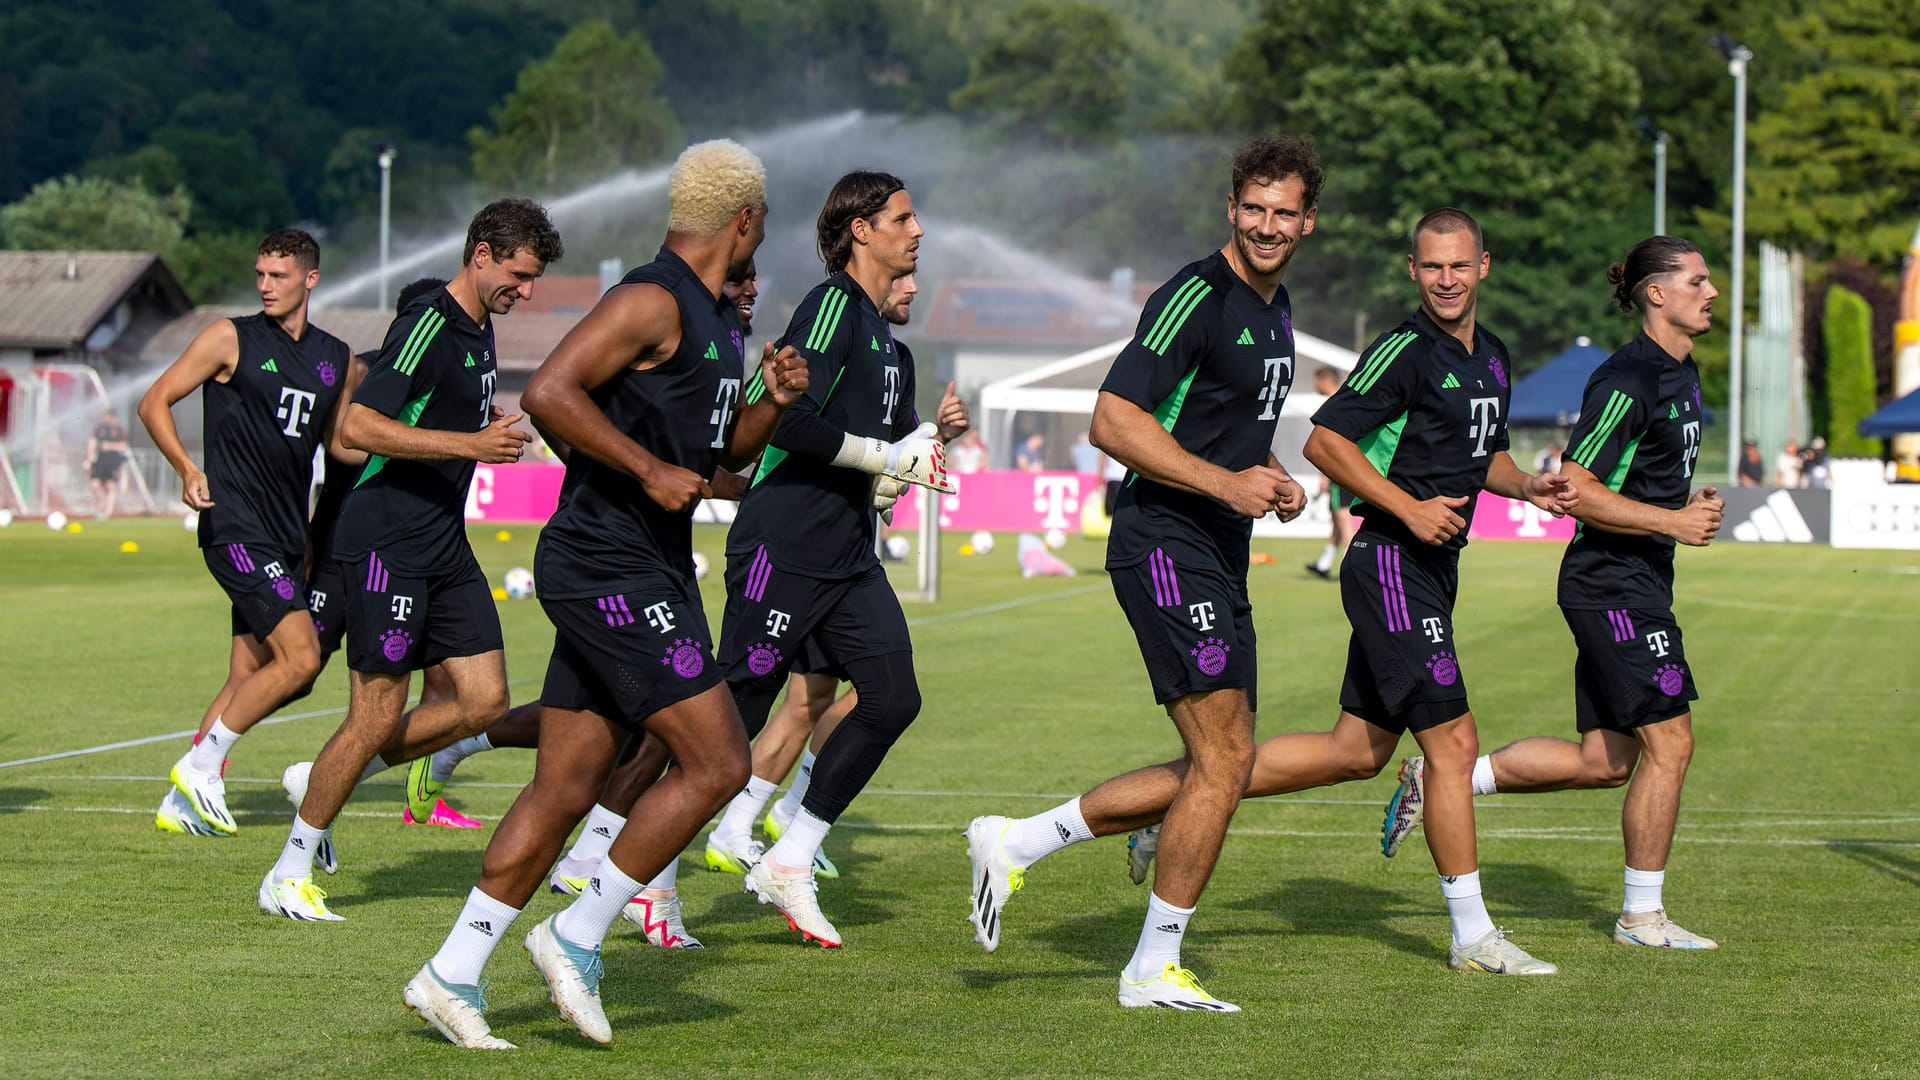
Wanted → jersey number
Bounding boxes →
[710,379,742,449]
[1681,420,1701,478]
[1256,357,1292,421]
[1468,396,1502,458]
[881,366,901,426]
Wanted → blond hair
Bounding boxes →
[668,140,767,236]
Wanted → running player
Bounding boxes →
[969,206,1580,994]
[1383,235,1723,950]
[85,409,131,517]
[139,229,350,837]
[1305,365,1356,579]
[257,198,562,920]
[721,170,962,949]
[966,137,1316,1010]
[404,140,807,1048]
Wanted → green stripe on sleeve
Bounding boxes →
[750,368,846,487]
[394,309,445,376]
[1145,280,1212,356]
[1570,390,1634,469]
[743,365,767,406]
[1151,364,1201,432]
[354,390,434,487]
[1349,331,1416,394]
[805,290,847,353]
[1140,278,1205,354]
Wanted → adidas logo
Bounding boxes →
[589,877,602,895]
[291,837,305,849]
[1154,922,1185,933]
[1441,373,1461,389]
[1730,490,1814,543]
[1236,327,1255,345]
[468,919,494,937]
[1054,821,1072,843]
[261,358,279,373]
[592,826,613,838]
[704,342,720,360]
[1669,403,1680,419]
[870,334,880,350]
[463,353,476,368]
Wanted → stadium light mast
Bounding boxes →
[1634,120,1670,235]
[1714,35,1752,483]
[375,143,397,308]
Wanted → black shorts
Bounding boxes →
[307,561,348,661]
[202,542,309,642]
[717,549,910,692]
[1109,538,1257,711]
[1563,606,1699,732]
[793,637,847,682]
[539,574,723,730]
[340,550,502,674]
[1330,483,1356,512]
[90,453,125,482]
[1338,534,1468,733]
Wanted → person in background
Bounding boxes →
[1535,440,1564,477]
[86,408,131,517]
[1774,440,1802,488]
[951,430,987,473]
[1736,439,1764,486]
[1071,431,1102,475]
[1015,431,1046,471]
[1802,437,1831,488]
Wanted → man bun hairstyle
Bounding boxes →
[1609,235,1702,313]
[1412,206,1483,252]
[464,197,565,267]
[1231,135,1325,210]
[669,140,768,237]
[817,169,906,273]
[258,228,320,273]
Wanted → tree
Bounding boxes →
[468,20,680,192]
[1822,284,1881,456]
[1224,0,1646,363]
[1748,0,1920,269]
[951,1,1129,142]
[0,175,189,252]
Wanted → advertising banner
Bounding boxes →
[1718,487,1830,544]
[1829,483,1920,550]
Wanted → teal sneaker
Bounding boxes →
[404,963,515,1049]
[524,916,610,1043]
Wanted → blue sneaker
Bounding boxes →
[1381,756,1425,857]
[524,916,610,1043]
[404,963,515,1049]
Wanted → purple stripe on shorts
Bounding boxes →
[1148,549,1166,606]
[746,545,771,603]
[228,543,254,574]
[1151,547,1180,607]
[1391,546,1411,632]
[614,594,635,625]
[1608,609,1635,643]
[365,552,389,593]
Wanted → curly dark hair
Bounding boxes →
[1607,236,1703,314]
[816,169,906,273]
[463,197,565,266]
[1231,135,1325,209]
[258,228,319,272]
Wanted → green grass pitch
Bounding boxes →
[1,518,1916,1077]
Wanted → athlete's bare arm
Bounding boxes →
[1559,461,1721,545]
[521,281,709,511]
[1305,424,1465,545]
[324,355,373,468]
[1091,390,1286,519]
[1483,450,1577,516]
[720,342,808,471]
[138,318,241,510]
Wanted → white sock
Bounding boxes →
[1313,544,1335,572]
[764,807,832,870]
[770,750,815,828]
[431,734,492,783]
[553,857,643,950]
[1440,870,1496,947]
[188,718,240,772]
[1123,892,1195,983]
[1007,797,1096,867]
[272,816,327,882]
[643,857,679,894]
[1623,866,1665,914]
[360,754,391,783]
[566,805,626,865]
[1471,755,1498,796]
[429,887,521,986]
[714,775,777,847]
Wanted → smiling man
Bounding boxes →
[258,198,563,921]
[964,136,1315,1011]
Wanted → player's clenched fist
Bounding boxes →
[1223,464,1288,519]
[470,412,533,463]
[1669,486,1722,546]
[761,343,809,406]
[1405,494,1470,546]
[641,461,713,512]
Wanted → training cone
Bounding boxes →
[67,521,83,533]
[119,540,139,553]
[491,586,509,601]
[495,529,512,542]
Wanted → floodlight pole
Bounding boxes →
[1653,130,1669,235]
[1724,44,1752,483]
[376,144,397,308]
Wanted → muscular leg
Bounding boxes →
[1622,714,1693,872]
[298,670,412,831]
[1147,689,1255,907]
[1409,712,1479,877]
[1486,729,1638,792]
[474,706,625,907]
[805,685,856,754]
[199,635,268,739]
[213,611,323,736]
[374,652,511,766]
[478,701,545,751]
[597,732,672,817]
[597,687,752,889]
[753,673,837,783]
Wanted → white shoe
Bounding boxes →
[744,860,841,947]
[704,832,764,875]
[1614,909,1718,950]
[1126,823,1160,885]
[154,787,219,837]
[1117,963,1240,1012]
[965,816,1024,953]
[258,870,344,921]
[548,856,598,896]
[1449,929,1558,975]
[169,752,235,834]
[622,891,703,949]
[524,916,611,1044]
[403,964,515,1049]
[279,762,336,874]
[1380,756,1425,858]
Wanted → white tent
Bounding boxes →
[977,329,1361,479]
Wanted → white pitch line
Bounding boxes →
[4,803,1912,849]
[1687,595,1920,622]
[0,585,1104,772]
[10,775,1920,824]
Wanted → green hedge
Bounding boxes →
[1823,285,1881,457]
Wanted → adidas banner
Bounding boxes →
[1829,483,1920,550]
[1717,487,1830,544]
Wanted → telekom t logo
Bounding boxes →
[1646,630,1670,657]
[881,366,901,425]
[276,387,316,436]
[1467,396,1501,458]
[710,379,741,449]
[1188,601,1216,631]
[1422,617,1446,643]
[765,610,791,637]
[1031,476,1080,529]
[1256,356,1292,421]
[642,601,677,633]
[390,595,414,620]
